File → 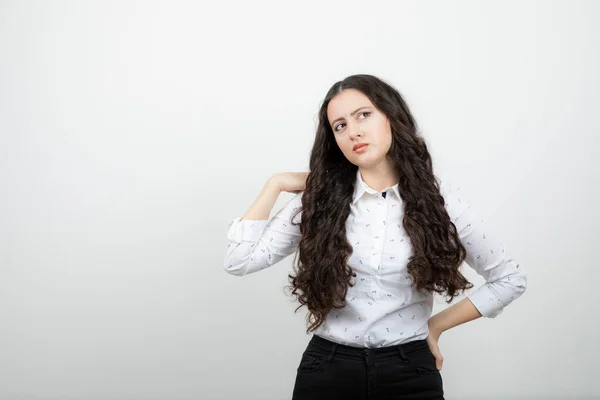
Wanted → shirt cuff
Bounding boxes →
[227,217,268,243]
[467,283,504,318]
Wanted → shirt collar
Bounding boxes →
[351,169,400,205]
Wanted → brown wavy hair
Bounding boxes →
[285,74,473,333]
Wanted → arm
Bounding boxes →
[241,177,283,221]
[428,297,482,338]
[430,182,528,334]
[223,178,303,276]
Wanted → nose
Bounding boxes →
[347,121,362,140]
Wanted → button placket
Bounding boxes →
[371,195,387,301]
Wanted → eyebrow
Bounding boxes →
[330,106,373,127]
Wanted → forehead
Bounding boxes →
[327,89,374,122]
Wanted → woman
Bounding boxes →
[223,74,527,399]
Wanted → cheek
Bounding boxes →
[378,125,393,151]
[384,132,393,150]
[335,137,352,154]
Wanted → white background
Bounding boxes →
[1,1,598,399]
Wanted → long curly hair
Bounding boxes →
[286,74,473,334]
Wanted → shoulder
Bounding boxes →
[438,178,459,199]
[438,178,470,219]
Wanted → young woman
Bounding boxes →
[223,74,527,399]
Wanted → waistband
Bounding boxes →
[309,334,429,362]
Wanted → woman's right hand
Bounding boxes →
[271,172,309,194]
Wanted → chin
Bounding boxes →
[354,157,375,167]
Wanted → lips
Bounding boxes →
[353,143,368,151]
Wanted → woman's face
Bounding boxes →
[327,89,393,169]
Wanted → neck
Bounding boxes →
[359,161,399,191]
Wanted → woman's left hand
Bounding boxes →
[426,322,444,371]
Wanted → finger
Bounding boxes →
[435,354,444,370]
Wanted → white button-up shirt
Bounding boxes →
[224,170,527,348]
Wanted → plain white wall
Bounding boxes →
[1,0,598,399]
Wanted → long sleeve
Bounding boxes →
[441,182,528,318]
[223,192,303,276]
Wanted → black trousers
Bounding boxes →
[292,334,444,400]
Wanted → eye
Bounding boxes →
[334,123,345,132]
[333,112,371,132]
